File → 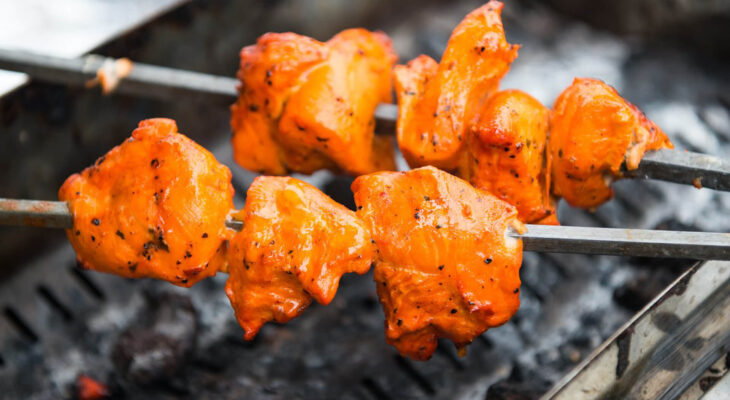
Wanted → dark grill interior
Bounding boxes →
[1,1,729,398]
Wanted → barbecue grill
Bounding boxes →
[1,1,729,399]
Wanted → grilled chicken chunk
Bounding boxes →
[395,1,519,170]
[226,176,377,340]
[231,29,397,176]
[459,90,558,224]
[353,166,523,360]
[59,119,234,287]
[550,78,673,209]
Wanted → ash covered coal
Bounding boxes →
[111,289,197,386]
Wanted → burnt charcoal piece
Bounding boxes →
[111,290,198,385]
[486,378,552,400]
[613,269,677,312]
[72,373,125,400]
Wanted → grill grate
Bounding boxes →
[1,0,729,398]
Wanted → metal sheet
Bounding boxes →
[543,261,730,399]
[700,373,730,400]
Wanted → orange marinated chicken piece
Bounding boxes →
[59,118,234,287]
[395,1,519,170]
[231,29,397,176]
[459,90,558,224]
[226,176,377,340]
[353,166,524,360]
[550,78,673,209]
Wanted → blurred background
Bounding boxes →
[1,0,729,398]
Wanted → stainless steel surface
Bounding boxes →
[627,149,730,192]
[699,373,730,400]
[678,353,730,400]
[542,261,730,400]
[3,198,730,260]
[518,224,730,260]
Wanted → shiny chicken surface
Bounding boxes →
[226,176,377,340]
[353,166,524,360]
[459,90,558,224]
[59,119,234,287]
[395,1,519,170]
[231,29,397,176]
[549,78,673,209]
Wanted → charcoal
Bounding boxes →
[111,289,197,385]
[485,378,552,400]
[613,269,676,312]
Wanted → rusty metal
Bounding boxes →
[3,198,730,260]
[542,260,730,400]
[0,198,72,228]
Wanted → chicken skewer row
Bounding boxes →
[1,118,729,361]
[0,2,727,220]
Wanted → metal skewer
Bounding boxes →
[1,49,728,191]
[2,198,729,260]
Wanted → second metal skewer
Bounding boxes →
[1,49,728,192]
[2,198,728,260]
